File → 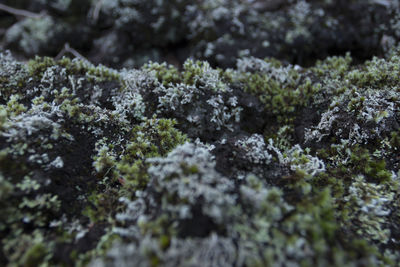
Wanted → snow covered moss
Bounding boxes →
[4,16,67,56]
[0,53,187,266]
[306,50,400,147]
[91,234,238,267]
[92,117,187,195]
[305,88,398,146]
[96,160,385,267]
[140,59,243,139]
[234,134,272,165]
[341,175,397,244]
[236,57,318,121]
[1,48,400,266]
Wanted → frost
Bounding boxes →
[237,57,274,73]
[2,112,61,142]
[147,61,243,134]
[113,69,151,121]
[145,142,235,222]
[156,83,197,111]
[206,94,242,130]
[92,234,238,267]
[5,16,65,55]
[235,134,272,164]
[268,139,325,177]
[50,156,64,169]
[343,176,395,243]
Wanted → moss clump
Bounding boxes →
[0,53,186,266]
[27,56,121,82]
[143,62,181,86]
[1,48,400,266]
[4,16,67,56]
[4,0,399,68]
[91,117,187,204]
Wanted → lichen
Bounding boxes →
[0,53,186,266]
[1,42,400,266]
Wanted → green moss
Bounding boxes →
[20,243,49,267]
[94,117,187,194]
[346,56,400,89]
[143,62,181,86]
[3,230,53,267]
[234,176,381,266]
[159,235,171,250]
[0,54,129,266]
[27,56,120,82]
[244,72,317,121]
[234,60,320,147]
[347,146,392,183]
[6,94,27,117]
[27,56,57,79]
[312,52,352,78]
[1,48,400,266]
[340,175,396,244]
[182,59,227,91]
[390,131,400,149]
[86,117,187,226]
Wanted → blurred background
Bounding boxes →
[1,0,399,68]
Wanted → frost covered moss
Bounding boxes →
[1,48,400,266]
[0,53,186,266]
[5,16,67,56]
[2,0,400,68]
[93,117,187,196]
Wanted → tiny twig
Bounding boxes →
[55,43,90,62]
[103,166,115,180]
[0,3,44,19]
[88,0,103,23]
[93,0,103,22]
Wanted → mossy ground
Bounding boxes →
[0,1,400,266]
[0,47,399,266]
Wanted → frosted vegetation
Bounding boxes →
[0,1,400,266]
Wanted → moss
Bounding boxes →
[27,56,57,78]
[314,144,394,199]
[0,173,13,202]
[1,50,400,266]
[345,54,400,89]
[182,59,227,91]
[231,58,321,147]
[4,16,66,56]
[340,175,397,245]
[0,54,132,266]
[93,117,187,195]
[20,243,49,267]
[240,69,316,120]
[311,52,352,79]
[143,62,181,86]
[390,130,400,148]
[6,94,27,116]
[27,56,120,82]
